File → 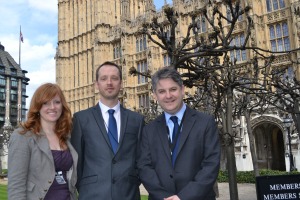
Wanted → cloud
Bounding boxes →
[21,42,56,107]
[0,1,24,30]
[28,0,57,14]
[0,0,58,108]
[0,0,167,110]
[26,65,56,108]
[0,35,56,108]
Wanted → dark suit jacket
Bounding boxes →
[71,104,144,200]
[137,106,220,200]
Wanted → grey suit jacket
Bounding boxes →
[137,106,220,200]
[8,128,78,200]
[71,104,144,200]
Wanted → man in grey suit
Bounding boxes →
[71,61,144,200]
[137,67,220,200]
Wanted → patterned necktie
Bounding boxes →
[170,116,179,166]
[108,109,118,154]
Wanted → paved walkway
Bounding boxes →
[2,178,256,200]
[0,178,7,185]
[216,183,257,200]
[140,182,257,200]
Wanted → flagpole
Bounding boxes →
[19,26,21,67]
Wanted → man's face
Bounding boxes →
[95,65,122,101]
[153,78,184,115]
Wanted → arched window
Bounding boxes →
[143,35,147,50]
[136,39,139,52]
[116,47,119,58]
[230,33,247,62]
[140,39,143,51]
[266,0,285,12]
[269,22,290,52]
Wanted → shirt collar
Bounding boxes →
[164,103,186,123]
[98,100,120,113]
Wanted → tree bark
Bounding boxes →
[224,88,239,200]
[245,110,259,177]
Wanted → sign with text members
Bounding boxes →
[256,174,300,200]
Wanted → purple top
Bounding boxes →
[44,149,73,200]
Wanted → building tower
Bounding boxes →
[57,0,300,172]
[56,0,157,113]
[0,43,29,169]
[0,43,29,128]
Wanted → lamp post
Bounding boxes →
[283,115,296,172]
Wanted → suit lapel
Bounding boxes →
[157,114,172,163]
[118,105,128,150]
[177,107,196,155]
[67,140,78,166]
[91,104,113,151]
[33,134,54,164]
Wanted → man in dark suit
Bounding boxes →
[137,67,220,200]
[71,61,144,200]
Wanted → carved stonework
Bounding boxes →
[232,21,247,33]
[266,9,288,23]
[272,54,290,66]
[251,115,284,132]
[136,84,148,93]
[57,0,300,116]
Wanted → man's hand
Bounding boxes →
[164,195,180,200]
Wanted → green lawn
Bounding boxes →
[141,195,148,200]
[0,184,7,200]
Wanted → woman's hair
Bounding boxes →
[21,83,72,146]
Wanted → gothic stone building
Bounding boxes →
[56,0,300,171]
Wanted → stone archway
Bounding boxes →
[251,116,286,171]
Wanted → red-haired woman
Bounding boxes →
[8,83,77,200]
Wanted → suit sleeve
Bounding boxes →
[178,115,220,199]
[137,126,173,199]
[8,131,30,200]
[70,114,84,190]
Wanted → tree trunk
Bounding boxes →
[291,101,300,138]
[245,110,259,177]
[0,149,3,175]
[224,89,239,200]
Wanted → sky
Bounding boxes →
[0,0,172,108]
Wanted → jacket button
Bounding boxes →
[48,180,52,184]
[112,159,117,164]
[44,189,48,192]
[112,179,116,184]
[170,175,173,178]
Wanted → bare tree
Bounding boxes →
[263,65,300,134]
[131,1,300,199]
[0,126,12,176]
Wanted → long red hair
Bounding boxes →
[21,83,72,145]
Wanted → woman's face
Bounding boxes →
[39,94,63,124]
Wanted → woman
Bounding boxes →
[8,83,77,200]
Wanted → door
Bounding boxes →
[254,123,285,170]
